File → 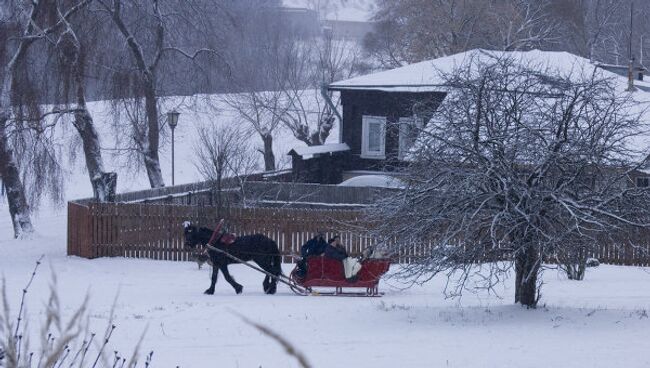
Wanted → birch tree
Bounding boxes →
[96,0,229,188]
[0,0,87,238]
[369,56,650,307]
[55,3,117,202]
[94,0,167,188]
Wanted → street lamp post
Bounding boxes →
[167,110,180,186]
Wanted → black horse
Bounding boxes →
[183,222,281,295]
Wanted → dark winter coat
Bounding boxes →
[325,244,348,261]
[300,236,328,258]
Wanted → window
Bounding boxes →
[361,115,386,159]
[636,177,649,187]
[398,117,423,160]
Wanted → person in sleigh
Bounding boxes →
[325,235,362,281]
[296,232,328,278]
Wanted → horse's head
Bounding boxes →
[183,221,202,249]
[183,220,228,249]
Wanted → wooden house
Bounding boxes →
[289,49,650,185]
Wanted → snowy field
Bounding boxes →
[1,211,650,367]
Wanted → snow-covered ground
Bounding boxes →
[1,211,650,367]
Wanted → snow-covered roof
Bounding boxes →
[329,49,635,92]
[289,143,350,159]
[282,0,376,22]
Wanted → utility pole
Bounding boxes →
[628,1,636,91]
[167,110,180,186]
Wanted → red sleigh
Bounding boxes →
[289,256,390,296]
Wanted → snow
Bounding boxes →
[1,218,650,367]
[289,142,350,159]
[339,174,404,188]
[330,49,645,93]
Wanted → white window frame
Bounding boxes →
[361,115,386,159]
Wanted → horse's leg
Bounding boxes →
[268,253,282,295]
[262,275,271,293]
[220,264,243,294]
[258,255,280,295]
[205,264,219,295]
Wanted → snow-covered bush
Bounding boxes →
[586,258,600,268]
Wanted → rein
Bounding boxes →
[207,219,224,246]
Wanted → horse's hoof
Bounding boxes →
[235,285,243,294]
[204,289,215,295]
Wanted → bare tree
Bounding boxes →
[220,91,282,171]
[365,0,558,66]
[194,123,258,213]
[369,55,650,308]
[54,3,117,202]
[94,0,168,188]
[0,0,87,238]
[548,0,624,60]
[95,0,230,188]
[219,10,287,172]
[489,0,558,51]
[272,32,360,146]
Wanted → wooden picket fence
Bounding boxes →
[67,201,650,266]
[67,201,382,262]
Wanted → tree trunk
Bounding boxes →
[564,261,586,281]
[309,114,335,146]
[514,247,541,308]
[261,133,275,171]
[215,170,223,217]
[73,73,117,202]
[73,109,118,201]
[1,46,33,238]
[563,247,587,281]
[0,117,33,238]
[143,79,164,188]
[106,3,165,189]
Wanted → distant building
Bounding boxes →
[596,63,647,81]
[322,20,375,41]
[276,6,375,41]
[274,7,321,38]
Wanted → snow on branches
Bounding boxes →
[368,54,650,307]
